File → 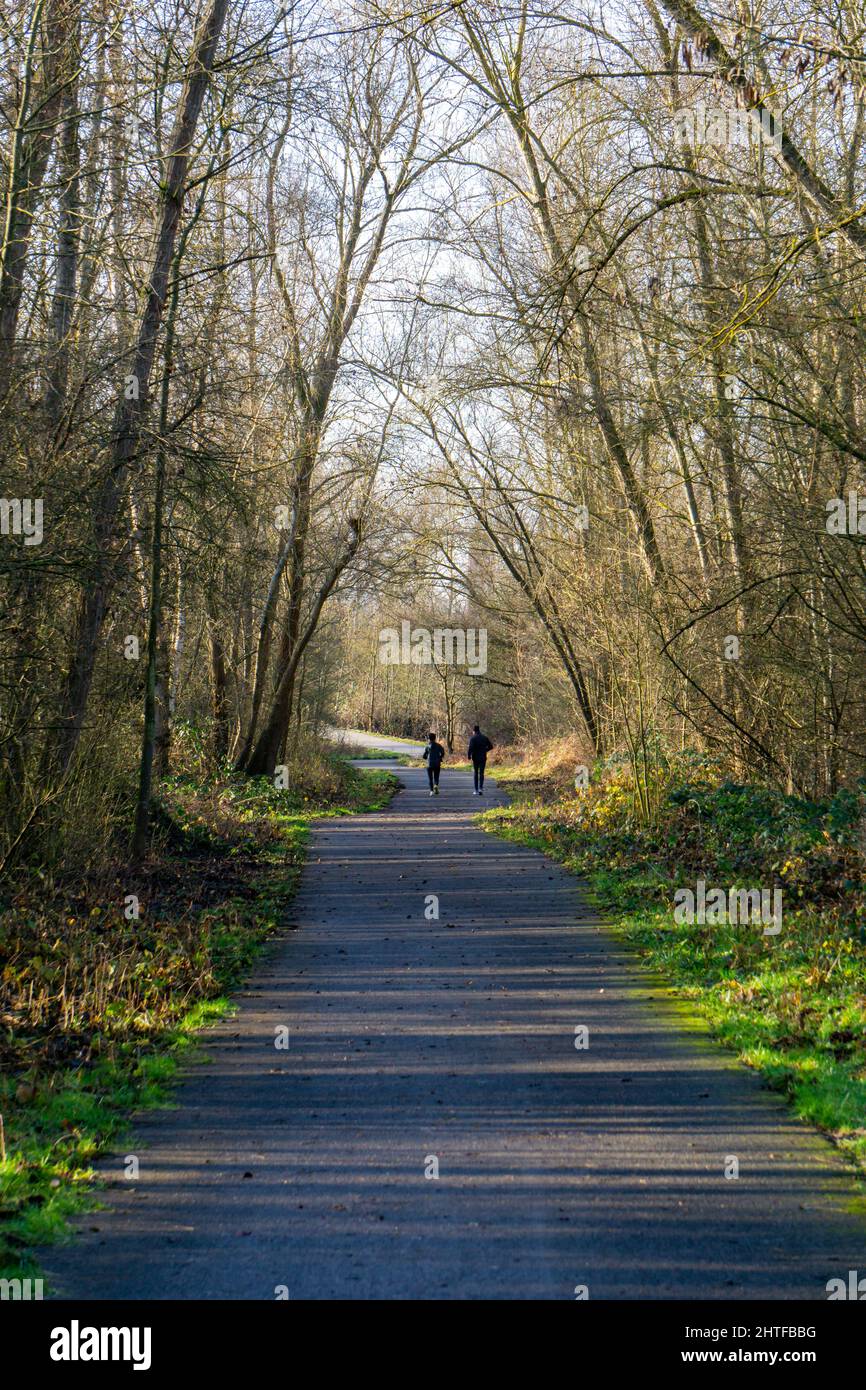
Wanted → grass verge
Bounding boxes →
[482,756,866,1172]
[0,756,397,1282]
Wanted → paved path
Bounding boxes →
[325,727,427,756]
[44,743,866,1299]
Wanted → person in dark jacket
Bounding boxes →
[467,724,493,794]
[423,732,445,795]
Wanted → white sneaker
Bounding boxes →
[429,790,435,796]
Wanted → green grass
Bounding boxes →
[481,770,866,1172]
[0,761,397,1283]
[339,746,402,760]
[339,729,420,745]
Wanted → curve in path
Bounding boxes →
[44,752,866,1299]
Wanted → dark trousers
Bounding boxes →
[427,764,440,788]
[473,757,486,790]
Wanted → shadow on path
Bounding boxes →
[43,748,866,1299]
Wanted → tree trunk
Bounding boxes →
[44,2,81,421]
[50,0,230,776]
[0,0,75,397]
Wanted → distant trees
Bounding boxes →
[2,0,865,871]
[392,0,866,796]
[233,28,441,775]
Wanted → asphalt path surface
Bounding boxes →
[44,732,866,1299]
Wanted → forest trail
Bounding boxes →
[44,750,866,1299]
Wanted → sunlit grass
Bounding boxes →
[0,759,397,1282]
[482,771,866,1172]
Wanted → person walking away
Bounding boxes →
[423,732,445,795]
[467,725,493,794]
